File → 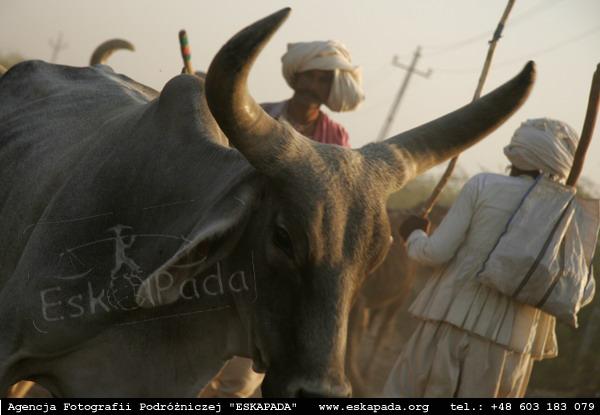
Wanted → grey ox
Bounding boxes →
[0,9,534,397]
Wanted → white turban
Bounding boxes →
[281,40,365,112]
[504,118,579,180]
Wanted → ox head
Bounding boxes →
[137,9,534,397]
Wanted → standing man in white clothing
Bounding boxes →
[384,118,595,397]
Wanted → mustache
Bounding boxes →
[296,88,322,101]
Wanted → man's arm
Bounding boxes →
[406,176,480,266]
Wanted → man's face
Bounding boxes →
[293,69,334,107]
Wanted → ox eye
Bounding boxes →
[273,225,294,259]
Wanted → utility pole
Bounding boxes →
[376,46,432,142]
[49,32,68,63]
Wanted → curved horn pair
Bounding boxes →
[206,9,535,191]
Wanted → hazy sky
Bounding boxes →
[1,0,599,191]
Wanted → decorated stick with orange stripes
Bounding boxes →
[179,29,194,75]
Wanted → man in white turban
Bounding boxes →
[504,118,579,182]
[261,40,365,147]
[383,118,592,397]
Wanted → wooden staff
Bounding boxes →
[420,0,516,217]
[179,29,194,74]
[567,63,600,187]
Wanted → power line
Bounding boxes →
[508,0,566,26]
[423,0,565,57]
[432,24,600,74]
[423,30,488,54]
[495,24,600,68]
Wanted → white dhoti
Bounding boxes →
[383,320,536,398]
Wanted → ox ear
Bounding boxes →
[134,176,262,308]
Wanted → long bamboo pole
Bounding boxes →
[420,0,516,217]
[567,63,600,187]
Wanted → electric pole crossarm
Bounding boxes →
[392,55,432,78]
[376,46,433,142]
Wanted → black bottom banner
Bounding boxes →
[1,398,598,415]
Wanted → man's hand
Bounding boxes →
[399,215,430,241]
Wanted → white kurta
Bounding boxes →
[384,173,558,398]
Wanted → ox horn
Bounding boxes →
[361,61,536,191]
[205,8,307,175]
[90,39,135,65]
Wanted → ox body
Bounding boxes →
[0,9,534,397]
